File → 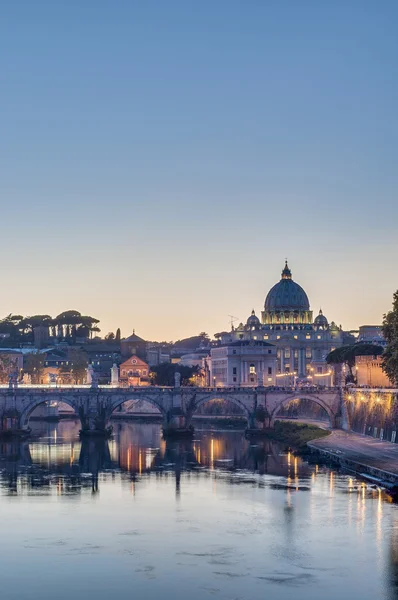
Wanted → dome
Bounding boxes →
[264,261,310,311]
[314,309,328,326]
[247,309,260,327]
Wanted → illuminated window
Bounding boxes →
[249,364,256,374]
[285,349,290,358]
[253,335,257,340]
[306,348,312,358]
[306,334,311,339]
[294,335,298,339]
[264,335,268,339]
[277,335,280,340]
[317,335,321,340]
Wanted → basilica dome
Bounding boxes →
[264,262,310,311]
[314,309,328,327]
[246,309,260,327]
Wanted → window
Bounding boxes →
[264,335,268,340]
[306,348,312,358]
[285,349,290,358]
[249,364,256,374]
[233,367,237,375]
[317,335,321,340]
[143,370,147,375]
[277,335,280,340]
[250,377,255,383]
[317,367,322,374]
[285,366,290,373]
[268,349,272,354]
[233,377,237,382]
[233,350,236,355]
[306,334,311,339]
[268,367,272,375]
[294,335,298,339]
[253,335,257,340]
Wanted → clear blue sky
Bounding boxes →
[1,1,397,340]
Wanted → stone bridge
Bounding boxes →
[0,384,347,435]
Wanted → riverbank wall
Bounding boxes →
[308,430,398,489]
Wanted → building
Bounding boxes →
[120,330,147,360]
[210,340,277,387]
[358,325,386,346]
[355,355,392,387]
[214,262,344,384]
[119,355,150,386]
[147,347,171,367]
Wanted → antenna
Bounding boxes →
[228,315,239,330]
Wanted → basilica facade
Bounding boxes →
[213,262,345,386]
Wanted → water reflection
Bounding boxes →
[0,421,321,496]
[1,421,398,600]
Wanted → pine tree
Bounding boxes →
[115,328,121,342]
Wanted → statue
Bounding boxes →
[174,372,181,388]
[8,373,18,389]
[91,371,99,388]
[86,364,94,385]
[111,364,119,386]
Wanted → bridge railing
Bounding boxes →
[0,384,343,394]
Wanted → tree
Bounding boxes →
[0,355,19,383]
[24,352,45,384]
[105,332,115,341]
[382,290,398,386]
[115,328,121,342]
[327,343,384,383]
[150,364,199,386]
[173,333,211,351]
[0,314,24,343]
[59,349,88,384]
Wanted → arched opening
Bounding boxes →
[110,397,164,423]
[189,395,250,428]
[21,397,78,429]
[271,396,334,428]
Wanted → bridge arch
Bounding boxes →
[108,394,167,419]
[187,393,252,425]
[19,395,79,428]
[269,394,335,427]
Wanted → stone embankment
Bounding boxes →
[308,429,398,489]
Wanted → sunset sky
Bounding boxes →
[1,1,397,341]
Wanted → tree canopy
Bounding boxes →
[150,363,199,386]
[382,290,398,386]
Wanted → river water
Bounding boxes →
[0,420,397,600]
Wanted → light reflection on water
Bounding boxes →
[0,420,398,600]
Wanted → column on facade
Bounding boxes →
[297,348,303,377]
[240,360,245,385]
[280,347,285,374]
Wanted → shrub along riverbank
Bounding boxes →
[251,421,330,451]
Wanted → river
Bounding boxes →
[0,420,397,600]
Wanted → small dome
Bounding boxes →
[314,309,328,326]
[264,261,310,311]
[247,309,260,327]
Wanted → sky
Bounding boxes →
[0,1,397,341]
